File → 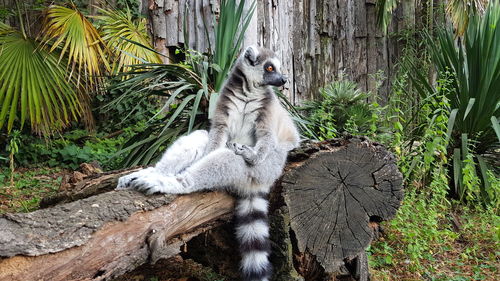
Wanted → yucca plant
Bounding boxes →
[409,1,500,205]
[109,0,256,166]
[0,22,81,135]
[211,0,256,91]
[97,8,162,74]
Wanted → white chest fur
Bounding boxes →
[226,95,263,146]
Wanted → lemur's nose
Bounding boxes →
[281,75,288,84]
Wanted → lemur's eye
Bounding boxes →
[266,65,274,72]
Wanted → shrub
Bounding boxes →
[10,128,138,171]
[301,77,384,140]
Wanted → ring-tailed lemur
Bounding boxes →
[116,46,300,281]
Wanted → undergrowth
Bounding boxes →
[367,23,499,280]
[0,167,65,214]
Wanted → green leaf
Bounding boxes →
[453,148,462,194]
[447,108,458,142]
[476,155,491,197]
[188,89,205,133]
[164,94,196,130]
[491,116,500,142]
[463,98,475,120]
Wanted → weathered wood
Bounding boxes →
[179,138,404,280]
[0,191,235,281]
[282,138,403,274]
[0,138,403,280]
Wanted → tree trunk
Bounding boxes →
[141,0,419,104]
[0,138,403,281]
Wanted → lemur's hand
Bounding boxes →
[227,142,259,165]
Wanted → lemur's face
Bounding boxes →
[242,46,288,87]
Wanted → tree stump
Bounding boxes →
[281,137,403,279]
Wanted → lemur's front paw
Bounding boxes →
[227,142,258,165]
[227,142,251,155]
[130,174,185,194]
[116,167,155,190]
[116,168,185,194]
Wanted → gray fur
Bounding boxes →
[116,46,300,281]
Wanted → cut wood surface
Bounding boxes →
[0,137,403,281]
[283,138,403,274]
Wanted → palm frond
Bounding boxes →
[41,5,110,84]
[0,23,81,135]
[97,8,162,74]
[446,0,487,36]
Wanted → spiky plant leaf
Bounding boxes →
[212,0,256,91]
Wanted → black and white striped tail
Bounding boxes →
[235,192,272,281]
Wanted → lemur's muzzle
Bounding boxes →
[267,74,287,87]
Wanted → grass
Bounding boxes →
[369,196,499,281]
[0,167,65,214]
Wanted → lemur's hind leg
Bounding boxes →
[154,130,209,175]
[116,130,209,191]
[122,148,251,195]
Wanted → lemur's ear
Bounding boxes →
[244,45,259,66]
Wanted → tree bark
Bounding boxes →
[141,0,418,104]
[0,138,403,281]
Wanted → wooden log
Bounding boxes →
[177,138,403,281]
[39,167,141,208]
[0,138,403,281]
[0,191,235,281]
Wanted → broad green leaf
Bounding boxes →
[0,23,81,135]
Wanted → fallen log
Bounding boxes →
[0,191,235,281]
[0,137,403,281]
